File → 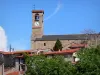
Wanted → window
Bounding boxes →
[44,43,46,46]
[35,15,39,21]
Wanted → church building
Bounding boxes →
[31,10,87,50]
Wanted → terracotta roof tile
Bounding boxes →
[6,71,19,75]
[69,44,87,48]
[0,50,34,54]
[32,10,44,13]
[44,48,80,55]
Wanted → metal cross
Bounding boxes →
[33,5,35,10]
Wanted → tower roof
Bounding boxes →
[32,10,44,14]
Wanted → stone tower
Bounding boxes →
[31,10,44,49]
[32,10,44,38]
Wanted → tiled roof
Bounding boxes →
[15,48,80,58]
[33,34,88,41]
[69,44,87,48]
[32,10,44,13]
[6,71,25,75]
[44,48,80,55]
[0,51,4,53]
[0,50,34,54]
[6,71,19,75]
[12,50,34,54]
[0,44,85,55]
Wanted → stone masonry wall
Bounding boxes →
[31,40,82,50]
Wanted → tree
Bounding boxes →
[25,45,100,75]
[81,29,100,47]
[25,55,76,75]
[53,39,63,51]
[82,29,96,34]
[75,44,100,75]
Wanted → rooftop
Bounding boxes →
[33,34,88,41]
[44,48,80,55]
[32,10,44,13]
[0,44,86,55]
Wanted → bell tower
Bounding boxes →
[31,10,44,50]
[31,10,44,39]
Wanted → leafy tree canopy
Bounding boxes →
[25,44,100,75]
[75,44,100,75]
[25,55,76,75]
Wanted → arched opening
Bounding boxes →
[35,14,39,21]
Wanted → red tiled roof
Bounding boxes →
[12,50,33,54]
[6,71,19,75]
[6,71,25,75]
[0,51,4,53]
[44,48,80,55]
[15,48,80,58]
[32,10,44,13]
[0,44,84,56]
[0,50,33,54]
[69,44,87,48]
[20,71,25,74]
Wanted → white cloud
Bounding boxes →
[0,26,29,52]
[44,0,62,21]
[0,26,7,52]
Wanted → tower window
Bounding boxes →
[44,43,46,46]
[35,15,39,21]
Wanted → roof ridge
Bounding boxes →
[43,34,85,36]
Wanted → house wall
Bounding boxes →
[4,58,26,75]
[46,53,73,62]
[31,40,82,50]
[15,58,20,71]
[64,54,73,61]
[0,65,3,75]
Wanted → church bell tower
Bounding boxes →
[31,10,44,49]
[31,10,44,39]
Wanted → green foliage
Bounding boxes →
[53,39,63,51]
[25,55,75,75]
[25,44,100,75]
[75,44,100,75]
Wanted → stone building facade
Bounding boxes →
[31,10,88,50]
[31,10,100,50]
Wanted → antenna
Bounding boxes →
[12,48,14,52]
[9,44,14,52]
[33,4,35,10]
[9,44,12,52]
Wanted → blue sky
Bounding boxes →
[0,0,100,50]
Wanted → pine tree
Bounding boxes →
[53,39,63,51]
